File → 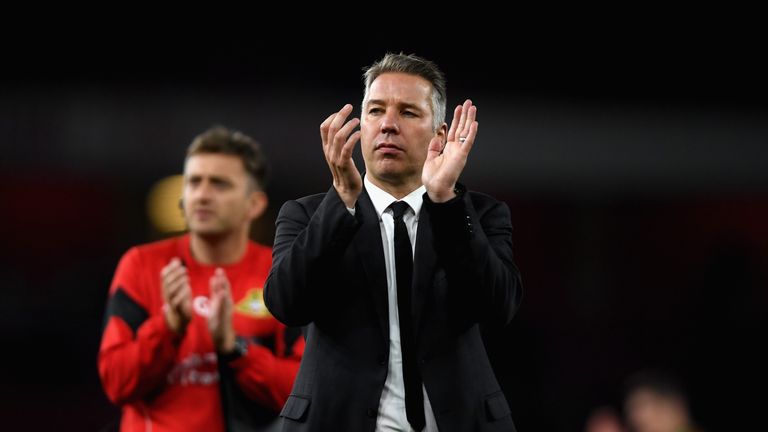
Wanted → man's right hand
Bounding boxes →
[160,257,192,334]
[321,104,362,208]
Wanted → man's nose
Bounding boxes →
[380,110,400,135]
[192,181,213,201]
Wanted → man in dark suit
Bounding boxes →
[264,53,523,432]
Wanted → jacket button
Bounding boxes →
[367,408,377,418]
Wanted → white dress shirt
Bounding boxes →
[352,176,439,432]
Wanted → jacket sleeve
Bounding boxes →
[264,187,361,326]
[97,248,181,405]
[223,326,305,412]
[424,187,523,326]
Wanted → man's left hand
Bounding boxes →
[423,99,478,202]
[208,268,236,353]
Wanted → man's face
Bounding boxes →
[182,153,254,237]
[360,72,443,187]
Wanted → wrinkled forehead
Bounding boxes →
[366,72,433,111]
[184,153,245,177]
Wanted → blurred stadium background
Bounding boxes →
[2,25,766,430]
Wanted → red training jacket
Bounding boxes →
[98,235,303,431]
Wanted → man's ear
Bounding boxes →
[247,190,268,220]
[436,122,448,150]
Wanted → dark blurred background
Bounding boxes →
[2,22,767,431]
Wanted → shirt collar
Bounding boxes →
[364,175,426,219]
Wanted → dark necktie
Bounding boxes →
[390,201,425,431]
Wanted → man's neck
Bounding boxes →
[366,174,422,200]
[190,230,248,265]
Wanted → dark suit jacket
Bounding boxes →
[264,184,523,432]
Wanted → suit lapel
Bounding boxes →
[352,188,390,341]
[413,201,437,338]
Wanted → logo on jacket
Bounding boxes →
[166,352,219,386]
[235,288,271,318]
[193,296,211,317]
